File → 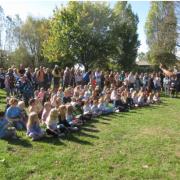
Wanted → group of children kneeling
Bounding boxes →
[0,84,161,141]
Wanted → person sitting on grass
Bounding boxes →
[0,111,17,139]
[153,92,161,103]
[91,100,102,117]
[17,101,28,129]
[46,108,64,137]
[41,102,51,124]
[5,98,24,130]
[65,105,79,130]
[26,112,45,141]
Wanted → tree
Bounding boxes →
[43,1,139,70]
[20,16,49,67]
[110,1,140,70]
[138,52,147,61]
[145,1,177,65]
[43,2,112,69]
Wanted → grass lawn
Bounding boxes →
[0,89,179,180]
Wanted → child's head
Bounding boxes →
[83,100,89,106]
[34,90,39,97]
[99,97,104,104]
[66,105,73,115]
[27,112,39,127]
[58,87,63,93]
[48,108,59,121]
[9,98,18,107]
[40,87,44,92]
[44,102,51,111]
[59,105,66,119]
[29,98,36,106]
[55,97,61,108]
[93,100,98,106]
[18,101,25,110]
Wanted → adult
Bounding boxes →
[25,67,33,82]
[16,75,34,106]
[5,68,15,96]
[95,69,102,88]
[147,74,155,93]
[83,70,91,85]
[75,69,83,86]
[36,66,45,89]
[127,72,135,89]
[63,67,71,89]
[0,68,5,89]
[52,65,61,90]
[18,64,26,76]
[44,68,52,90]
[159,64,180,93]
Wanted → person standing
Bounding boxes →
[36,66,45,89]
[52,65,61,90]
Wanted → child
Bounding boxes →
[46,108,64,137]
[91,100,102,116]
[169,76,176,98]
[63,88,72,104]
[147,93,154,104]
[83,100,92,120]
[27,112,45,141]
[132,91,138,107]
[103,96,114,113]
[28,99,37,113]
[66,105,79,130]
[41,102,51,123]
[35,98,43,118]
[153,92,161,103]
[0,111,17,139]
[17,101,28,129]
[57,87,64,102]
[38,88,45,102]
[5,98,23,130]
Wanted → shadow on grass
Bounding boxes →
[37,136,66,146]
[77,131,99,139]
[6,137,32,148]
[81,127,100,133]
[64,134,93,146]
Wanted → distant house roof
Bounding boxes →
[136,60,151,66]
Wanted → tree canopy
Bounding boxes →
[43,1,139,70]
[145,1,177,66]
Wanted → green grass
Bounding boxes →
[0,89,180,180]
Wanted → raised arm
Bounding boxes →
[159,64,174,77]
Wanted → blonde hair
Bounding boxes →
[44,102,51,109]
[66,105,73,115]
[27,112,39,129]
[46,108,59,125]
[9,98,18,106]
[18,101,25,110]
[59,105,66,120]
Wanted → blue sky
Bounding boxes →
[0,0,150,53]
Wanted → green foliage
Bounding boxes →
[145,2,177,66]
[8,46,33,67]
[20,16,49,67]
[110,2,140,70]
[43,1,139,70]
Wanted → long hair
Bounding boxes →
[66,105,73,115]
[58,105,66,120]
[46,108,59,125]
[27,112,39,129]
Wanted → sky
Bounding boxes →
[0,0,150,53]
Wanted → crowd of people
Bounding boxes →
[0,64,179,140]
